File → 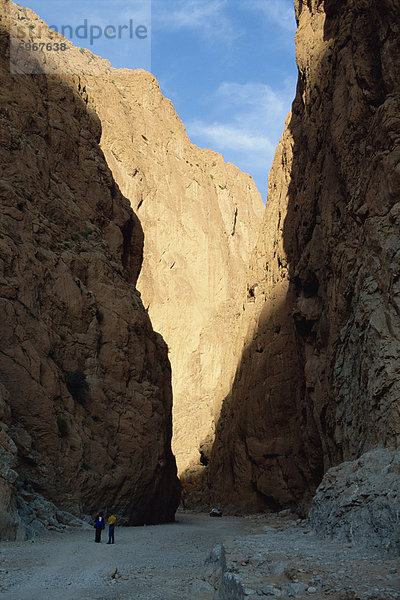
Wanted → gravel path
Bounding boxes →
[0,512,250,600]
[0,512,398,600]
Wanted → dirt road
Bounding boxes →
[0,512,249,600]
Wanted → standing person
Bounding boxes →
[94,513,105,543]
[107,513,116,544]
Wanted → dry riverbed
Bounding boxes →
[0,511,398,600]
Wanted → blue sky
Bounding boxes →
[22,0,298,199]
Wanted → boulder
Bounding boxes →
[309,449,400,556]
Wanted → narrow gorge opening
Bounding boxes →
[1,1,399,568]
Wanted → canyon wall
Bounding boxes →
[3,0,398,534]
[206,0,400,512]
[0,0,263,537]
[0,1,180,539]
[6,1,264,476]
[89,72,264,475]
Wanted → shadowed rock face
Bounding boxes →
[0,2,180,538]
[206,0,400,513]
[86,71,264,476]
[0,384,19,538]
[3,1,264,478]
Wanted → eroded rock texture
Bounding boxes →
[0,1,180,539]
[5,1,264,477]
[309,448,400,556]
[206,0,400,513]
[0,384,19,538]
[88,73,264,475]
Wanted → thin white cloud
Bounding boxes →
[185,79,296,196]
[187,80,293,152]
[241,0,296,32]
[116,5,151,26]
[189,122,275,155]
[152,0,238,41]
[216,81,287,127]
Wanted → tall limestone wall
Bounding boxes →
[206,0,400,513]
[0,0,180,539]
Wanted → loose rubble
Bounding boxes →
[204,512,400,600]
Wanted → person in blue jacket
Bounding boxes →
[94,513,105,542]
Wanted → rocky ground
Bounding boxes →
[214,512,400,600]
[0,511,248,600]
[0,511,398,600]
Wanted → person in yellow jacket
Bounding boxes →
[107,513,116,544]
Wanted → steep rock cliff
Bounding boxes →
[206,0,400,512]
[93,79,264,474]
[6,0,264,476]
[0,1,180,539]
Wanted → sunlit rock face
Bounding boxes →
[0,0,264,538]
[89,72,264,476]
[6,0,265,478]
[0,0,180,539]
[205,0,400,513]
